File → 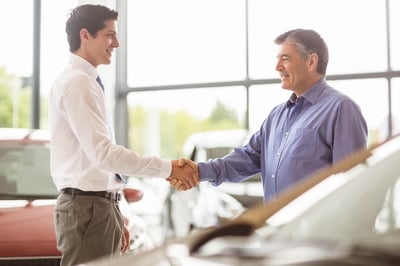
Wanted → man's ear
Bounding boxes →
[80,28,90,41]
[308,52,319,71]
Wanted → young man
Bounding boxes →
[49,4,197,265]
[171,29,368,202]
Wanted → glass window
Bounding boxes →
[390,0,400,70]
[0,129,56,196]
[248,84,291,132]
[0,0,33,128]
[126,0,246,87]
[126,87,247,158]
[0,1,33,77]
[392,78,400,136]
[248,0,387,79]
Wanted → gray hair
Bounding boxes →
[275,29,329,75]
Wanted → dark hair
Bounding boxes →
[66,4,118,52]
[274,29,329,75]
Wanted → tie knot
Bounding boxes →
[96,76,105,91]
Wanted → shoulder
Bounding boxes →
[316,87,366,126]
[55,67,100,102]
[53,64,91,88]
[320,86,360,108]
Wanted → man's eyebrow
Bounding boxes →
[277,53,290,58]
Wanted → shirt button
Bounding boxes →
[272,174,275,178]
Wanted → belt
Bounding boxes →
[61,188,121,202]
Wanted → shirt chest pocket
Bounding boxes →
[288,128,317,159]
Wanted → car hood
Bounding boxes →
[0,201,60,257]
[81,234,400,266]
[188,236,400,266]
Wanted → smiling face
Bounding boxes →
[77,20,119,68]
[275,42,321,96]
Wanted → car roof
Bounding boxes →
[182,129,249,156]
[0,127,49,144]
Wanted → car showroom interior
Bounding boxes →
[1,0,400,265]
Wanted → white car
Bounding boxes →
[182,129,263,207]
[81,134,400,265]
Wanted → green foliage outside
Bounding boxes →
[0,67,31,128]
[1,65,244,158]
[128,100,244,159]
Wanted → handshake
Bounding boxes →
[167,158,199,191]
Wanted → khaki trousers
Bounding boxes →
[54,193,124,266]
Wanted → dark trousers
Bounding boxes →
[54,192,124,266]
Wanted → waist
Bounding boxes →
[61,187,121,202]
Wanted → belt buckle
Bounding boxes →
[116,192,121,202]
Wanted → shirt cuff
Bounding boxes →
[198,162,214,182]
[159,159,172,179]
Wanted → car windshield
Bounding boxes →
[0,142,57,198]
[265,139,400,254]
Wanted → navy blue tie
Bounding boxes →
[96,76,105,91]
[96,76,127,184]
[115,173,127,184]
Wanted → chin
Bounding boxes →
[280,83,289,90]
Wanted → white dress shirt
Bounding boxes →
[49,54,171,191]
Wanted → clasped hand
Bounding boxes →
[167,158,199,190]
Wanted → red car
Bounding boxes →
[0,128,144,265]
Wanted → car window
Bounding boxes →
[0,142,57,197]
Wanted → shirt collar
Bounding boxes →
[69,54,98,80]
[286,78,327,107]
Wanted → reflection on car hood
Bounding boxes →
[188,236,400,266]
[81,235,400,266]
[0,201,60,257]
[81,136,400,266]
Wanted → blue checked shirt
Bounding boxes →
[198,78,368,202]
